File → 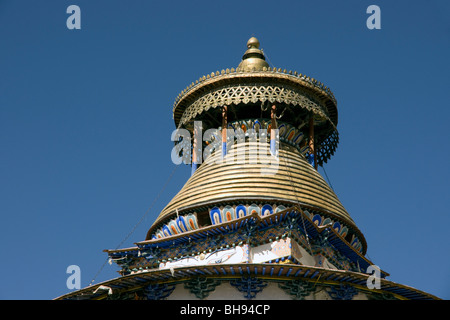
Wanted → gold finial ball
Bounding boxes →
[247,37,260,49]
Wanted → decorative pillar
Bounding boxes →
[270,105,277,156]
[308,113,317,169]
[191,121,202,176]
[222,106,228,158]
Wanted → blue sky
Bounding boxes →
[0,0,449,300]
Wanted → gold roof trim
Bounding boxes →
[173,69,338,129]
[177,80,334,129]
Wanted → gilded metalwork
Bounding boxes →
[179,82,330,125]
[237,36,270,71]
[171,40,340,164]
[151,141,357,233]
[173,69,338,128]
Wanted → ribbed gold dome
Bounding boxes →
[147,141,363,247]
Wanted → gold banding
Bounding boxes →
[150,142,357,236]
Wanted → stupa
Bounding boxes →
[56,37,439,300]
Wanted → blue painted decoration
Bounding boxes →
[222,205,236,222]
[236,204,247,218]
[248,204,260,216]
[210,207,222,225]
[312,214,322,226]
[261,204,273,216]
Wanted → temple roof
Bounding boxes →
[56,37,440,302]
[144,38,364,249]
[55,263,440,300]
[116,205,371,271]
[146,141,365,249]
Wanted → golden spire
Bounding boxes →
[237,37,270,71]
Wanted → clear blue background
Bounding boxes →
[1,0,449,300]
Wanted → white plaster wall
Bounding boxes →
[352,291,369,300]
[207,282,246,300]
[311,289,332,300]
[297,245,316,266]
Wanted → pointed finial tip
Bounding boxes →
[238,36,269,71]
[247,37,260,49]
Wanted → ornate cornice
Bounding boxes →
[173,68,338,129]
[55,264,440,300]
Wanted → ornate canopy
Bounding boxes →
[172,37,339,166]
